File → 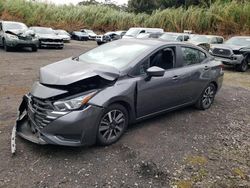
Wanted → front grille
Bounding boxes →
[28,97,57,129]
[212,48,232,57]
[40,38,63,43]
[18,36,32,41]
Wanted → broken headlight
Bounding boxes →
[6,34,18,40]
[53,91,97,111]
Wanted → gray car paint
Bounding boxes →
[15,39,224,147]
[0,21,39,49]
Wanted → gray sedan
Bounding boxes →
[0,21,39,51]
[13,39,224,151]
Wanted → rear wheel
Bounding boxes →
[195,83,216,110]
[97,104,128,146]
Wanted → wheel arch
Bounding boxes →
[210,81,218,93]
[106,99,136,124]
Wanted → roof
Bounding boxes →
[119,38,184,47]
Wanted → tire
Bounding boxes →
[195,83,216,110]
[3,39,11,52]
[31,46,38,52]
[97,104,128,146]
[236,57,249,72]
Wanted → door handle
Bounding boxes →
[172,75,179,80]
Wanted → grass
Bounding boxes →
[0,0,249,35]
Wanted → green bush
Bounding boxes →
[0,0,249,35]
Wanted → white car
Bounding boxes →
[54,29,71,43]
[80,29,97,40]
[123,27,164,39]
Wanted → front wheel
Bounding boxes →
[3,39,11,52]
[195,83,216,110]
[31,46,38,52]
[236,57,249,72]
[97,104,128,146]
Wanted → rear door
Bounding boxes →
[175,45,212,100]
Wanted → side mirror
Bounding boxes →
[146,66,165,78]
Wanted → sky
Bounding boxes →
[38,0,128,5]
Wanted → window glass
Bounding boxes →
[217,37,224,44]
[133,47,176,75]
[210,37,218,44]
[181,47,206,66]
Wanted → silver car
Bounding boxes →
[12,39,224,151]
[0,21,39,52]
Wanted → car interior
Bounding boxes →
[150,48,175,70]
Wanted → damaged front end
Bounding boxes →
[12,59,119,153]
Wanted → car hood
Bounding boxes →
[58,34,70,38]
[211,44,249,50]
[40,58,120,85]
[5,29,35,37]
[37,33,62,39]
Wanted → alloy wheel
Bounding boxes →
[99,110,125,142]
[202,86,215,109]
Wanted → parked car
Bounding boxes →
[96,31,126,45]
[123,27,164,39]
[210,36,250,72]
[159,32,190,42]
[30,27,64,49]
[136,32,163,39]
[80,29,97,40]
[54,29,71,43]
[115,30,127,38]
[188,35,224,51]
[12,39,223,151]
[71,31,89,41]
[0,21,38,52]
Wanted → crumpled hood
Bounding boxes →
[6,29,35,37]
[40,58,120,85]
[211,44,249,51]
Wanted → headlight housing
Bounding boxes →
[53,91,97,111]
[6,34,18,40]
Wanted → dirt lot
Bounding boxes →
[0,41,249,188]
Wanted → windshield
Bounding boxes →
[125,28,140,37]
[160,33,178,41]
[225,37,250,46]
[189,35,210,43]
[3,22,27,30]
[78,42,150,69]
[32,27,54,34]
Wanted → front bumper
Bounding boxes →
[15,95,103,147]
[39,40,64,48]
[213,55,244,65]
[6,39,39,48]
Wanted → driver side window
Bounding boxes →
[133,47,176,76]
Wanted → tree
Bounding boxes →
[128,0,159,14]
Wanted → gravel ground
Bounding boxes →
[0,41,249,188]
